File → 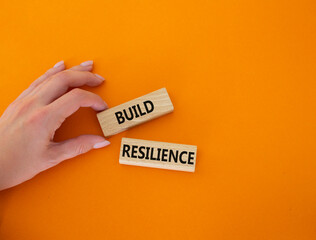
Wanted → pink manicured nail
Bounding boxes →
[54,60,64,68]
[93,140,110,149]
[95,73,105,81]
[80,60,93,66]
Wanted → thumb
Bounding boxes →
[51,135,110,162]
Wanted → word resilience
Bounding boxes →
[119,138,197,172]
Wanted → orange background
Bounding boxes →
[0,0,316,239]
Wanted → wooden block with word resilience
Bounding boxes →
[97,88,174,137]
[119,138,197,172]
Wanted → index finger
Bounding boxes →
[45,88,108,131]
[32,70,105,104]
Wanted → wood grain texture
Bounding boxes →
[119,138,197,172]
[97,88,174,137]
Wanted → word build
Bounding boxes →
[97,88,174,137]
[119,138,197,172]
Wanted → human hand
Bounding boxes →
[0,60,110,190]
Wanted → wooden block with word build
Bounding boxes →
[97,88,174,137]
[119,138,197,172]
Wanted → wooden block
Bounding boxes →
[119,138,197,172]
[97,88,174,137]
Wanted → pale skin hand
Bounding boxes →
[0,60,110,191]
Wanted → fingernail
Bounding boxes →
[103,101,109,109]
[93,140,110,149]
[80,60,93,66]
[54,60,64,68]
[95,73,105,81]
